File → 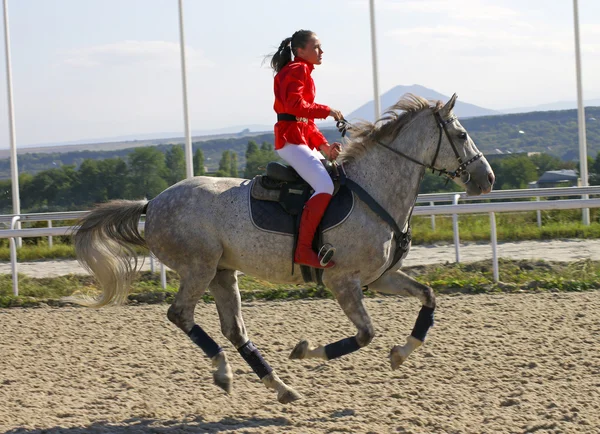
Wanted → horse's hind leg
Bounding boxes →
[210,269,301,404]
[167,268,234,393]
[369,269,436,370]
[290,276,375,362]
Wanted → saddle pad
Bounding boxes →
[249,184,355,236]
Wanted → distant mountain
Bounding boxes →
[502,99,600,114]
[345,84,500,122]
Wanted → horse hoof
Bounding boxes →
[211,352,233,393]
[277,387,302,404]
[213,372,233,394]
[289,340,309,359]
[389,345,408,370]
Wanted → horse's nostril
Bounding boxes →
[488,172,495,185]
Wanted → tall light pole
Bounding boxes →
[573,0,589,225]
[178,0,193,179]
[369,0,381,120]
[3,0,21,228]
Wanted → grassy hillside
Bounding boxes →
[460,107,600,159]
[1,106,599,178]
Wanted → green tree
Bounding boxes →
[244,142,278,178]
[216,150,231,177]
[73,159,103,205]
[164,145,186,185]
[245,140,259,161]
[22,165,78,210]
[98,158,128,200]
[127,147,168,199]
[193,148,206,176]
[230,152,239,177]
[529,153,567,177]
[492,156,539,189]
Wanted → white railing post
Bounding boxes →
[150,253,155,273]
[160,262,167,289]
[10,215,20,295]
[430,201,436,230]
[47,220,53,248]
[453,194,460,263]
[536,197,542,228]
[490,212,499,282]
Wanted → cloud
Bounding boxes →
[386,19,600,56]
[379,0,518,21]
[62,40,214,69]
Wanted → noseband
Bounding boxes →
[336,110,483,182]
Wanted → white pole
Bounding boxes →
[160,262,167,289]
[536,197,542,228]
[453,194,460,263]
[10,236,17,294]
[178,0,193,179]
[369,0,381,120]
[10,215,19,295]
[573,0,590,225]
[490,212,499,283]
[430,201,436,231]
[3,0,21,240]
[47,220,53,247]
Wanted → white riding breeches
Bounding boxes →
[277,143,334,197]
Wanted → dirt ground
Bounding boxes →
[1,291,599,433]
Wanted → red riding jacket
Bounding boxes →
[273,57,331,150]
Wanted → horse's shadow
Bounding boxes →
[4,415,291,434]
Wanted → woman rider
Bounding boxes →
[270,29,343,269]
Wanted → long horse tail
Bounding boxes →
[73,199,149,308]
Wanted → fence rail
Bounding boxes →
[1,185,600,296]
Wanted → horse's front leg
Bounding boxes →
[369,269,436,369]
[290,276,375,361]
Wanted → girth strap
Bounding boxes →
[339,169,411,275]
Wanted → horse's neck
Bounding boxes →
[343,125,434,225]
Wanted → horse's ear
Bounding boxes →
[440,93,458,117]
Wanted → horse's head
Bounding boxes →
[430,94,495,196]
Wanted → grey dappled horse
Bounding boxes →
[74,94,495,404]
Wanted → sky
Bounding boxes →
[0,0,599,147]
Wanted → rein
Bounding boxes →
[336,110,483,183]
[331,108,482,278]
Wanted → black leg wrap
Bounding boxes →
[324,336,361,360]
[238,341,273,379]
[188,325,223,359]
[411,305,435,342]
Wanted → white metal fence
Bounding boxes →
[1,185,600,296]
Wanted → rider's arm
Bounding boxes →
[283,64,330,119]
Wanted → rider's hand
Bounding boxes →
[320,142,342,161]
[329,109,343,121]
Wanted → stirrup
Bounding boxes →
[318,243,336,267]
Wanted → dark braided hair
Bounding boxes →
[270,30,315,73]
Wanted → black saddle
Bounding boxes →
[249,161,354,284]
[250,161,353,233]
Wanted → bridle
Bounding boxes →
[336,110,483,183]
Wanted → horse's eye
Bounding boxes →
[458,132,468,140]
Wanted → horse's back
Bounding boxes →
[144,176,252,267]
